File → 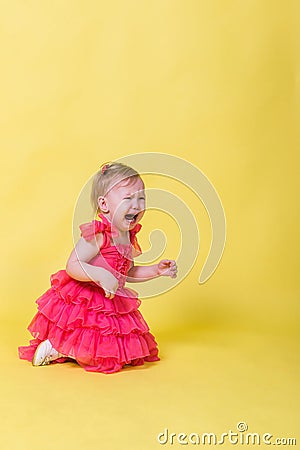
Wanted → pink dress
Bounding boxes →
[18,214,160,374]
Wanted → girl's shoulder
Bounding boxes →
[79,219,107,242]
[79,217,143,254]
[129,223,142,257]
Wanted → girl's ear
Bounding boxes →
[98,196,109,213]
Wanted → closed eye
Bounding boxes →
[123,196,145,200]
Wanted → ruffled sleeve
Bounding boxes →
[130,223,142,257]
[79,220,106,241]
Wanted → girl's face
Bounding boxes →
[99,176,146,232]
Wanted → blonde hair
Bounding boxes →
[90,162,141,216]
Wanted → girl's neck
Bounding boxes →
[100,213,129,239]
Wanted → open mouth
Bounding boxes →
[124,213,139,224]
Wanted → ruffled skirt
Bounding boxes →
[18,270,160,374]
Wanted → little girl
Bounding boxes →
[18,162,177,374]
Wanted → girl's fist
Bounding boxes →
[157,259,178,278]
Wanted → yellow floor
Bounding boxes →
[1,320,298,450]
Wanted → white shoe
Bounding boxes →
[32,339,62,366]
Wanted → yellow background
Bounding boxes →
[1,1,299,449]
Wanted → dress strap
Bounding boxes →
[79,220,108,241]
[79,214,142,255]
[129,223,142,256]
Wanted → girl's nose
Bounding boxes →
[131,197,139,209]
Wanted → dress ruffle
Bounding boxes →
[79,213,142,256]
[18,269,159,374]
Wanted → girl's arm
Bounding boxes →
[126,259,177,283]
[66,233,118,299]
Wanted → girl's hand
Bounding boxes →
[97,271,119,299]
[157,259,178,278]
